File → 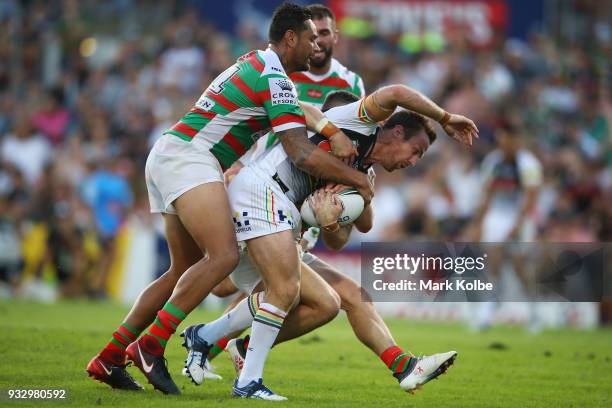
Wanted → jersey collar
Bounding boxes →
[264,47,286,72]
[359,127,380,170]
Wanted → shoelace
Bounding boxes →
[191,350,206,369]
[251,382,273,397]
[119,371,139,383]
[188,329,210,355]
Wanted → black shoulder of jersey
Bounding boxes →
[309,127,379,173]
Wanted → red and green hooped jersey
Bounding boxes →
[243,58,365,160]
[289,58,365,108]
[163,48,305,170]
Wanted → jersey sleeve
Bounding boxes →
[354,74,366,97]
[256,74,306,133]
[324,98,378,136]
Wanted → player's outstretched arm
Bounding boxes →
[364,85,479,146]
[277,127,373,204]
[299,101,357,164]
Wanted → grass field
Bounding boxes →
[1,300,611,407]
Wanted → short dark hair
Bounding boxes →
[321,90,360,111]
[496,119,520,136]
[383,110,437,144]
[269,2,312,44]
[307,4,336,22]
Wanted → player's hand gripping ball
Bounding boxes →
[301,188,365,227]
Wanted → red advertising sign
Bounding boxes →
[329,0,508,46]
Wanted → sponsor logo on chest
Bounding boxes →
[269,78,298,106]
[306,88,323,99]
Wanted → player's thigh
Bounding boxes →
[246,231,300,289]
[173,182,238,262]
[162,213,203,275]
[299,261,340,312]
[308,256,369,305]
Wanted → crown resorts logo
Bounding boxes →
[277,79,294,91]
[269,77,298,106]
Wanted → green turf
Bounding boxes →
[1,300,611,407]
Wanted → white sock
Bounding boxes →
[237,302,286,387]
[198,292,263,345]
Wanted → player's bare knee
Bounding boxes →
[224,247,241,271]
[286,280,301,310]
[319,290,341,321]
[339,280,365,312]
[162,267,184,284]
[209,247,240,275]
[268,280,300,310]
[289,286,301,310]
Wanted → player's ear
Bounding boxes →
[394,125,404,139]
[285,29,297,48]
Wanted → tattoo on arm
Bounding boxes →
[277,128,359,184]
[278,128,315,164]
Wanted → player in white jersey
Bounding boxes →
[181,84,478,399]
[471,121,543,331]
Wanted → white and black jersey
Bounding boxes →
[248,99,379,206]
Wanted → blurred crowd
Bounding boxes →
[0,0,609,299]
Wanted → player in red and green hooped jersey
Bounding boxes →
[291,4,365,107]
[253,3,365,154]
[86,3,373,397]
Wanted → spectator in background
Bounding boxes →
[1,110,52,186]
[81,159,133,298]
[158,26,205,94]
[43,188,90,298]
[475,53,514,103]
[0,194,23,297]
[32,88,71,146]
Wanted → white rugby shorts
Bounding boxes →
[145,134,223,214]
[227,165,301,242]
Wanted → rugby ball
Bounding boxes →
[300,189,365,227]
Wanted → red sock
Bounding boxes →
[139,302,186,356]
[99,323,140,365]
[380,345,412,374]
[207,337,230,360]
